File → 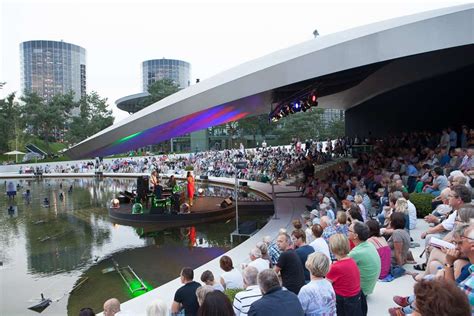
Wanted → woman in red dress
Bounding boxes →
[187,171,195,207]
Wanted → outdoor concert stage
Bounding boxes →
[109,196,274,230]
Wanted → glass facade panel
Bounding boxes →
[20,40,86,103]
[141,58,190,92]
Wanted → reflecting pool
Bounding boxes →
[0,178,269,315]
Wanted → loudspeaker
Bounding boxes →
[239,181,248,187]
[238,221,257,234]
[200,175,209,180]
[136,176,149,200]
[221,198,233,208]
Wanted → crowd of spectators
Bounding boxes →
[74,125,474,315]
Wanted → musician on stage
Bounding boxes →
[150,170,162,199]
[187,171,195,207]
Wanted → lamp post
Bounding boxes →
[234,160,248,235]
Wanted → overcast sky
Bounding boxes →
[1,0,468,122]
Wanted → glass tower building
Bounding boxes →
[20,40,86,103]
[142,59,190,92]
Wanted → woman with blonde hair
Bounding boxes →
[298,252,336,315]
[354,194,367,222]
[326,234,363,316]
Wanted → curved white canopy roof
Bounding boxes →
[67,4,473,159]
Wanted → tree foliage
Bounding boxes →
[137,78,181,111]
[67,91,114,144]
[20,91,75,141]
[0,93,22,152]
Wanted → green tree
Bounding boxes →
[237,114,276,144]
[0,92,23,152]
[20,91,76,141]
[273,108,325,143]
[137,78,181,111]
[67,91,114,144]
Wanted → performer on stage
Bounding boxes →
[150,170,162,199]
[187,171,195,207]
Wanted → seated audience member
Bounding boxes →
[403,192,417,230]
[146,299,168,316]
[298,252,336,315]
[274,233,305,294]
[418,205,474,278]
[321,216,338,242]
[388,213,411,279]
[309,224,331,260]
[354,194,367,222]
[424,166,449,196]
[197,291,234,316]
[233,266,262,316]
[196,285,215,306]
[348,221,381,316]
[412,279,470,316]
[292,229,315,283]
[347,205,364,224]
[219,255,244,290]
[335,211,349,236]
[326,234,363,316]
[418,185,472,273]
[103,298,128,316]
[263,235,281,266]
[79,307,95,316]
[390,223,474,315]
[172,267,201,316]
[248,269,304,316]
[200,270,224,291]
[246,247,270,273]
[255,241,271,265]
[366,220,391,280]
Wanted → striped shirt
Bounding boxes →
[233,285,263,316]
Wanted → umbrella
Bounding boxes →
[4,150,26,155]
[4,150,26,163]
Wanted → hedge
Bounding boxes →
[224,288,244,302]
[410,192,433,218]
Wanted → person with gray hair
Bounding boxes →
[233,266,262,316]
[146,298,168,316]
[248,269,304,316]
[255,241,271,264]
[247,247,270,273]
[297,252,336,315]
[196,285,215,306]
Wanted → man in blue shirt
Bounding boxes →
[248,269,303,316]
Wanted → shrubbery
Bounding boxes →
[224,288,243,302]
[410,192,433,218]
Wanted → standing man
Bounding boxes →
[171,267,201,316]
[291,229,315,283]
[348,221,381,316]
[274,233,305,294]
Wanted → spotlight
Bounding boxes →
[308,91,318,107]
[292,101,302,112]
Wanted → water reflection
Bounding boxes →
[0,178,269,316]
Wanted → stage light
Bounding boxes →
[308,91,318,107]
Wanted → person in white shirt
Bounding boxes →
[233,266,263,316]
[309,224,331,260]
[219,255,244,290]
[404,192,418,230]
[246,247,270,273]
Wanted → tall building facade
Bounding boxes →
[20,40,86,103]
[142,59,190,92]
